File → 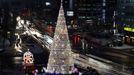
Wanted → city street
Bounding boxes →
[0,0,134,75]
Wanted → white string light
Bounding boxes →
[47,1,73,74]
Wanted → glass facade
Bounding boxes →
[117,0,134,45]
[117,0,134,28]
[75,0,103,26]
[74,0,116,27]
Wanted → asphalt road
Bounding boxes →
[0,36,49,75]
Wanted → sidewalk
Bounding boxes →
[112,44,134,50]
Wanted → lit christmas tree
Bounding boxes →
[47,0,73,74]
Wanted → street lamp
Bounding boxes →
[46,2,51,6]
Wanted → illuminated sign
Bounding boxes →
[23,50,34,65]
[67,11,74,16]
[124,27,134,32]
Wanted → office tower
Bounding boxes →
[117,0,134,45]
[73,0,116,30]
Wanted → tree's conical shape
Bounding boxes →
[47,0,73,74]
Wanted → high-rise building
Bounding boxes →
[117,0,134,28]
[117,0,134,45]
[70,0,116,30]
[63,0,76,29]
[105,0,117,26]
[75,0,102,27]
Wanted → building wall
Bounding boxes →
[105,0,116,25]
[73,0,116,29]
[117,0,134,28]
[75,0,102,26]
[117,0,134,45]
[63,0,75,29]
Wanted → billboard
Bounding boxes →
[67,11,74,16]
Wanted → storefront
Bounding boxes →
[123,29,134,45]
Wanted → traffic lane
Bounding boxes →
[72,52,132,75]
